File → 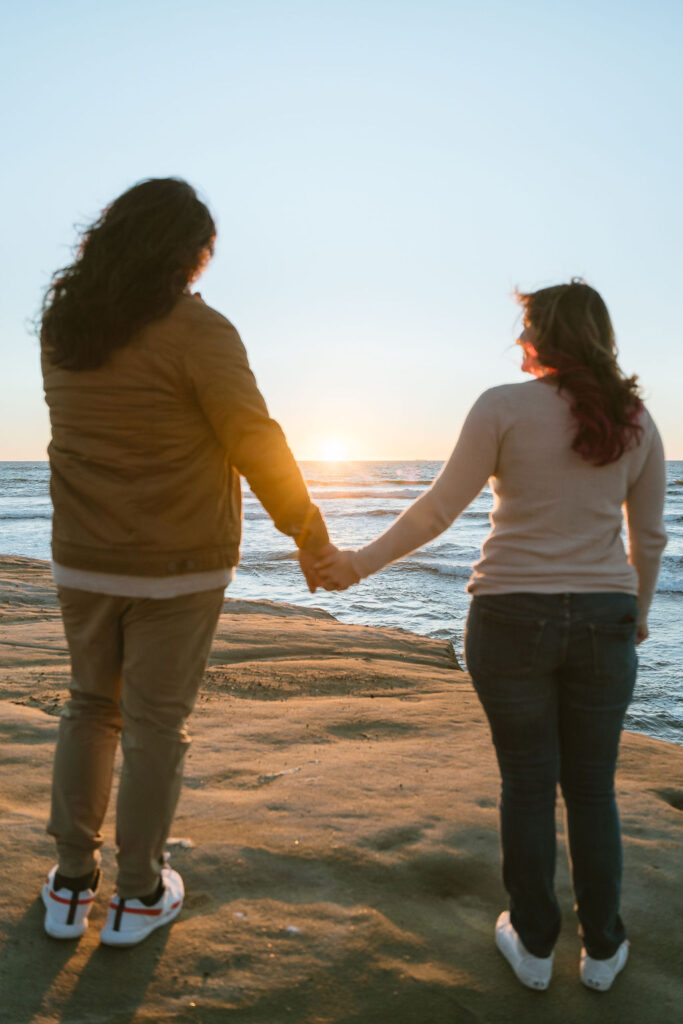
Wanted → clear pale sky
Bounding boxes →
[2,0,682,460]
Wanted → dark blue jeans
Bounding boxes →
[465,592,637,960]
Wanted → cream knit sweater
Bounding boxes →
[352,380,667,621]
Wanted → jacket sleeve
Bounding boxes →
[184,315,329,553]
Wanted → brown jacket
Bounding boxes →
[42,295,329,575]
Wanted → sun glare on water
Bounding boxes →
[319,438,349,462]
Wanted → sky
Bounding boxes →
[2,0,682,460]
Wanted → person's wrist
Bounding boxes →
[348,551,363,582]
[296,508,329,553]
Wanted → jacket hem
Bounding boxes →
[51,540,240,577]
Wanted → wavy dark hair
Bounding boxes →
[41,177,216,370]
[516,279,643,466]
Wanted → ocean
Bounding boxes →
[1,460,681,745]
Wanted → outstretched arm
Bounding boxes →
[317,391,501,587]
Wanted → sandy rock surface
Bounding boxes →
[1,555,681,1023]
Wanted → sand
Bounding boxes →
[0,554,681,1024]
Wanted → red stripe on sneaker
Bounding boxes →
[49,891,95,906]
[109,902,163,916]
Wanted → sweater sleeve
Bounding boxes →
[351,390,501,578]
[624,423,667,623]
[184,315,329,553]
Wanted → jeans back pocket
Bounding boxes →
[589,620,637,688]
[467,604,547,679]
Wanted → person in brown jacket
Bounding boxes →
[39,177,332,947]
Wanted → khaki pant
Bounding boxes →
[48,586,225,898]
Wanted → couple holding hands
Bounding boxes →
[39,179,666,994]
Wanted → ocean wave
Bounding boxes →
[323,508,400,519]
[245,487,426,502]
[397,560,472,578]
[240,552,298,570]
[304,477,436,487]
[244,505,404,522]
[327,503,489,520]
[655,567,683,594]
[248,551,298,564]
[0,511,52,520]
[243,503,490,525]
[310,488,426,501]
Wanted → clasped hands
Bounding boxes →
[299,543,360,594]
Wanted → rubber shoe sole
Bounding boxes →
[581,940,629,991]
[100,866,184,948]
[42,865,99,940]
[495,911,553,991]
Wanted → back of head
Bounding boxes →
[41,177,216,371]
[516,279,643,466]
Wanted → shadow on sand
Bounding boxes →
[0,897,171,1024]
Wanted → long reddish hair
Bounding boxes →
[516,280,643,466]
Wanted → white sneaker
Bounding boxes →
[99,866,184,947]
[41,865,100,940]
[580,940,629,991]
[495,911,553,991]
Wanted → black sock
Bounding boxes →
[138,879,164,906]
[54,868,100,893]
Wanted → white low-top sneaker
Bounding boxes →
[42,865,100,940]
[495,911,554,991]
[99,866,184,947]
[580,940,630,991]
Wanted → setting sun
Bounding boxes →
[319,438,349,462]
